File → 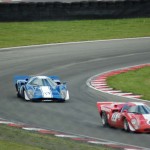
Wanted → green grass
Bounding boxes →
[0,18,150,48]
[0,124,114,150]
[106,66,150,100]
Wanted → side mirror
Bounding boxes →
[57,82,67,85]
[21,82,27,85]
[56,82,61,85]
[21,82,25,86]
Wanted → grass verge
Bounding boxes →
[0,18,150,48]
[0,124,114,150]
[106,66,150,100]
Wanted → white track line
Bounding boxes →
[0,37,150,50]
[87,63,150,102]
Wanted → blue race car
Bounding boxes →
[14,75,69,102]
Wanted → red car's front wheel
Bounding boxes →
[124,118,130,132]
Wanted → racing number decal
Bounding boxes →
[44,92,51,95]
[111,112,120,122]
[41,86,52,98]
[43,91,52,97]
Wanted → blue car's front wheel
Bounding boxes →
[17,92,21,98]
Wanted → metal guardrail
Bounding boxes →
[0,0,150,21]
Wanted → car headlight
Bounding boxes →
[147,120,150,125]
[131,119,137,125]
[131,118,139,129]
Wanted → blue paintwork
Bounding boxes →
[14,75,68,101]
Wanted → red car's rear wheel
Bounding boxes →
[101,112,109,127]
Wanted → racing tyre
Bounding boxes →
[15,84,18,91]
[17,92,21,98]
[16,84,21,98]
[124,118,130,132]
[101,112,109,127]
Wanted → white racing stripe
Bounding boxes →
[40,86,52,98]
[143,114,150,124]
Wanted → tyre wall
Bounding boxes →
[0,0,150,21]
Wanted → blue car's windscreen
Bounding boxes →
[44,78,56,88]
[28,77,56,88]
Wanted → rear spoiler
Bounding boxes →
[97,102,114,113]
[48,76,61,84]
[97,102,125,113]
[13,75,30,84]
[13,75,62,84]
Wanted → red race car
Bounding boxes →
[97,102,150,133]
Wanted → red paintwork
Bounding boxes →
[97,102,150,133]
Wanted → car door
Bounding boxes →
[110,111,122,128]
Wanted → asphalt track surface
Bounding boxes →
[0,38,150,148]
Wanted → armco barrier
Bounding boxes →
[0,0,150,21]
